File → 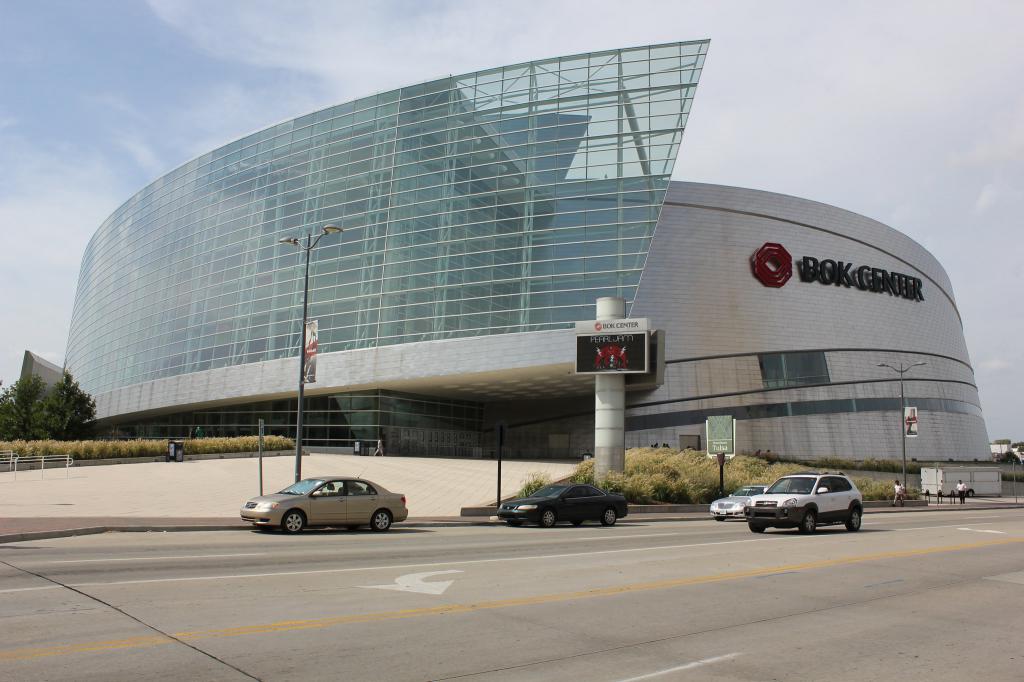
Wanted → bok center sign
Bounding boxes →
[751,242,924,302]
[575,318,649,374]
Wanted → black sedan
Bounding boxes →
[497,483,628,527]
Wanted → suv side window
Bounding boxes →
[815,477,831,493]
[831,477,852,492]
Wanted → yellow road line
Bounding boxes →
[3,536,1022,662]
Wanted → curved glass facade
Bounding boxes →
[65,41,707,395]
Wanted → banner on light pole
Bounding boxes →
[904,406,918,438]
[304,320,318,384]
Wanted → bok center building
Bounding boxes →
[62,41,989,461]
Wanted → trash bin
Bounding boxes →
[167,440,185,462]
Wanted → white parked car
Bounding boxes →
[709,485,766,520]
[744,473,863,534]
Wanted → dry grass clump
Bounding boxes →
[516,472,553,498]
[0,436,294,460]
[854,477,920,501]
[565,448,908,504]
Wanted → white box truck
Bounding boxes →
[920,467,1002,497]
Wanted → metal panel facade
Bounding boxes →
[626,182,988,460]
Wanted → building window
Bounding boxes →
[758,352,830,389]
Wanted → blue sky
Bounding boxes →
[1,1,1021,440]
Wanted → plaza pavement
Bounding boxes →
[1,454,1019,543]
[0,453,576,520]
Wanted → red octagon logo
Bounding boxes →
[751,242,793,288]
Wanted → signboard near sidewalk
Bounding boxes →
[706,415,736,458]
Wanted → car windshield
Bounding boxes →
[765,477,816,495]
[279,479,325,495]
[531,484,571,498]
[732,487,763,497]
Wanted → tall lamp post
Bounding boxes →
[877,361,926,488]
[279,224,342,482]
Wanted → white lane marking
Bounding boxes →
[957,528,1006,534]
[361,570,462,595]
[68,538,766,588]
[41,553,266,564]
[616,653,742,681]
[0,585,60,594]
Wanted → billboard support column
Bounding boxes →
[594,297,625,480]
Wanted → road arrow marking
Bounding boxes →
[360,570,462,595]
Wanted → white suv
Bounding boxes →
[744,473,863,534]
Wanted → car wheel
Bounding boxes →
[600,507,618,526]
[845,507,862,532]
[281,510,305,534]
[748,523,766,533]
[370,509,393,532]
[799,510,817,534]
[505,520,523,527]
[539,508,557,528]
[571,520,584,526]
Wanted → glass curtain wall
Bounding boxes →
[66,41,708,396]
[113,390,484,453]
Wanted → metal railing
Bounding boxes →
[0,452,74,480]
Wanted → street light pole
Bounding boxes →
[877,361,926,489]
[279,225,342,483]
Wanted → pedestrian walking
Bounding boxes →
[892,479,904,507]
[373,438,384,457]
[956,479,967,504]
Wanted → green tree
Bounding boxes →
[0,375,48,440]
[40,371,96,440]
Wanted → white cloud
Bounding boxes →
[0,134,128,386]
[114,133,165,176]
[978,358,1012,372]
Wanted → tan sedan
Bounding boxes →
[240,477,408,533]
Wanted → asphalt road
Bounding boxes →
[1,509,1022,681]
